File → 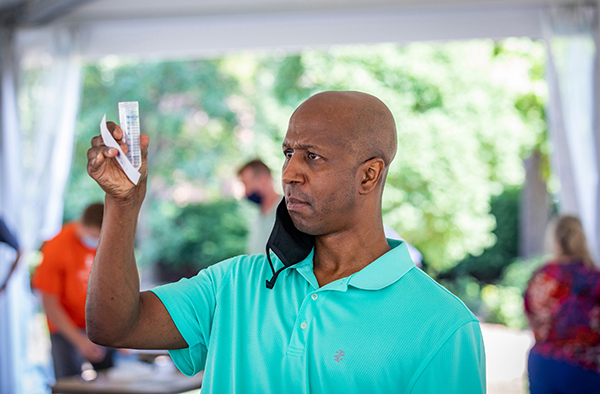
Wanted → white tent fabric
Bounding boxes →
[18,5,547,60]
[544,4,600,263]
[0,25,83,394]
[0,26,26,394]
[20,26,83,249]
[1,1,600,392]
[0,25,45,394]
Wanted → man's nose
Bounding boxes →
[282,155,304,185]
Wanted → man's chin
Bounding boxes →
[288,213,322,236]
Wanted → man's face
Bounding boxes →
[281,106,360,236]
[239,169,260,196]
[77,224,101,249]
[79,224,101,239]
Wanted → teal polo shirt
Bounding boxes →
[151,240,486,393]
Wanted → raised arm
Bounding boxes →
[86,122,186,350]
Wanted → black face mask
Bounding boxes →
[265,200,315,289]
[246,192,262,205]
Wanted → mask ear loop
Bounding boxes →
[265,252,287,289]
[265,220,287,289]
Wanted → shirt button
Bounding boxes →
[301,322,307,329]
[311,294,318,300]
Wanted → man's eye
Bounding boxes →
[284,150,293,159]
[308,152,321,160]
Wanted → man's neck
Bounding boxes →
[312,224,390,287]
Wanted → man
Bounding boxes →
[32,203,114,379]
[86,91,486,393]
[237,159,281,254]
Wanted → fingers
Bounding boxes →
[107,122,130,154]
[91,136,103,147]
[87,146,118,174]
[140,134,150,160]
[107,122,123,140]
[91,133,123,154]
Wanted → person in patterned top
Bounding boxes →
[524,215,600,394]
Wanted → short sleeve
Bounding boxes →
[150,257,237,376]
[409,321,486,394]
[32,241,65,296]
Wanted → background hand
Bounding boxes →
[75,333,106,363]
[87,122,149,201]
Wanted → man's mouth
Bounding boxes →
[286,196,310,211]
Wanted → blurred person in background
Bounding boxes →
[524,215,600,394]
[32,203,114,379]
[0,217,21,294]
[237,159,281,255]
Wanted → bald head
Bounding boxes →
[282,91,397,235]
[291,91,397,168]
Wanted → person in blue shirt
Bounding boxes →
[0,217,21,294]
[85,91,486,393]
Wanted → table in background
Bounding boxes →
[52,369,203,394]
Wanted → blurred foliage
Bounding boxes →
[58,38,546,274]
[438,188,520,282]
[480,256,547,329]
[441,255,547,329]
[144,200,248,278]
[63,59,241,222]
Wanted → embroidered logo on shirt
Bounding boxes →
[334,350,345,362]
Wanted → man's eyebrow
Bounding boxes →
[281,142,321,151]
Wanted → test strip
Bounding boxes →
[118,101,141,170]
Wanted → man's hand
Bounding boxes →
[87,122,150,203]
[74,332,106,363]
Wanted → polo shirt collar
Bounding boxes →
[291,239,415,291]
[348,239,414,290]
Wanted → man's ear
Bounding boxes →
[358,158,385,195]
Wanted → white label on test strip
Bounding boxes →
[100,114,141,185]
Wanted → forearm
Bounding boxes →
[86,194,143,346]
[42,294,87,345]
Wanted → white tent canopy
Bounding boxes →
[1,0,599,392]
[20,1,550,60]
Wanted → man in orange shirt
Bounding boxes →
[32,203,114,379]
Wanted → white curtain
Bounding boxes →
[544,4,600,264]
[0,26,83,394]
[0,25,28,394]
[19,26,83,248]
